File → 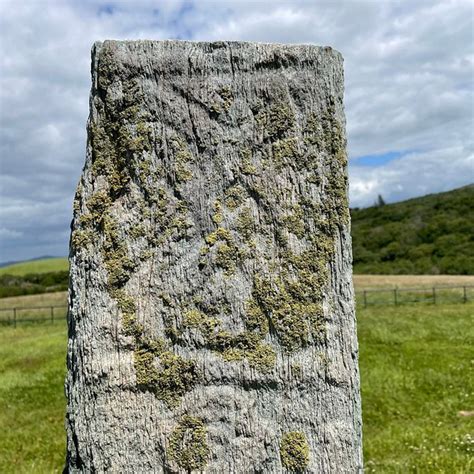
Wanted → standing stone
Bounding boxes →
[66,40,362,473]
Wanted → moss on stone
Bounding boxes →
[236,207,255,242]
[239,148,258,175]
[153,351,201,407]
[220,333,275,372]
[291,363,302,378]
[183,309,220,340]
[251,249,327,353]
[225,185,247,210]
[211,200,223,225]
[71,229,93,250]
[282,203,305,239]
[272,137,299,169]
[113,289,137,314]
[280,431,309,471]
[170,135,193,182]
[181,306,275,372]
[134,343,200,408]
[205,227,232,245]
[129,223,147,239]
[219,86,233,111]
[244,299,268,335]
[256,101,295,140]
[122,313,144,339]
[215,242,239,274]
[167,415,209,472]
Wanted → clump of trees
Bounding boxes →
[0,271,68,298]
[351,185,474,274]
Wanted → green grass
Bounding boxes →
[359,303,474,472]
[0,258,68,276]
[0,323,66,473]
[0,302,472,472]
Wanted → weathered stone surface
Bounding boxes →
[66,40,362,473]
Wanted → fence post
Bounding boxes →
[394,289,398,306]
[463,286,467,304]
[13,308,17,328]
[432,287,436,305]
[51,306,54,323]
[363,291,367,308]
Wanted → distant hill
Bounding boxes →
[351,184,474,275]
[0,257,68,276]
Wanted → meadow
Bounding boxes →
[0,258,68,276]
[0,283,473,472]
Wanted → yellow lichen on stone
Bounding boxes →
[280,431,310,471]
[167,415,209,471]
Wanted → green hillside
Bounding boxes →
[351,184,474,275]
[0,257,68,276]
[0,258,69,298]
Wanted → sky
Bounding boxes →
[0,0,473,262]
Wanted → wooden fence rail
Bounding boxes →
[355,285,474,308]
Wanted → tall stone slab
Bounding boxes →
[66,40,362,472]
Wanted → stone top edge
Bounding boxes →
[92,39,342,59]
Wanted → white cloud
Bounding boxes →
[0,0,472,260]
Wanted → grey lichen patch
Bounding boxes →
[280,431,310,472]
[167,415,209,472]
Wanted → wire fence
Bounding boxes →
[0,305,67,327]
[355,285,474,307]
[0,285,472,327]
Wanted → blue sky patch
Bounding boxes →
[351,150,413,167]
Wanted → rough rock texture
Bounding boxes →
[66,40,362,473]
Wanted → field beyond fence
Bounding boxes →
[1,284,473,326]
[355,285,474,307]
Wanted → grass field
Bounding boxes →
[0,324,66,473]
[0,258,68,276]
[0,296,473,472]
